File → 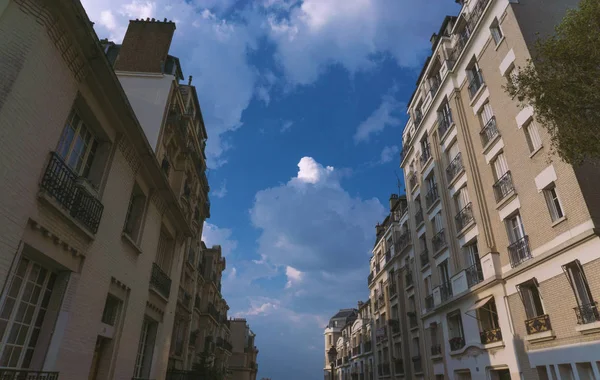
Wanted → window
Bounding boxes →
[479,102,494,127]
[438,260,450,286]
[101,295,121,326]
[454,187,470,212]
[489,18,503,44]
[477,298,500,333]
[517,280,545,319]
[57,109,99,177]
[433,212,443,234]
[562,260,598,324]
[467,60,484,98]
[446,141,460,165]
[505,213,526,244]
[123,183,147,242]
[155,229,174,275]
[0,258,57,368]
[543,184,564,222]
[447,311,465,350]
[424,276,432,296]
[524,119,542,153]
[438,99,453,135]
[134,317,157,378]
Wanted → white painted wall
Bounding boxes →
[117,73,174,152]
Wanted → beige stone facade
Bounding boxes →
[395,0,600,379]
[229,319,258,380]
[0,1,250,379]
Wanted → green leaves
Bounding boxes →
[506,0,600,165]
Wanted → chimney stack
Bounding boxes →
[114,18,176,74]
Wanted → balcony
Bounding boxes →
[395,359,404,374]
[419,248,429,268]
[449,336,465,351]
[507,236,532,268]
[0,370,59,380]
[455,202,474,231]
[465,262,484,288]
[405,271,414,288]
[425,185,439,209]
[438,112,453,137]
[431,344,441,356]
[150,263,172,299]
[493,171,515,202]
[468,69,485,99]
[412,356,422,373]
[480,116,500,147]
[407,312,418,329]
[415,208,424,226]
[408,172,418,190]
[446,152,464,183]
[432,229,446,253]
[425,294,434,312]
[525,314,552,334]
[40,152,104,233]
[420,143,431,166]
[480,328,502,344]
[574,302,600,325]
[440,281,453,302]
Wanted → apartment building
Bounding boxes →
[398,0,600,379]
[324,309,358,380]
[229,318,259,380]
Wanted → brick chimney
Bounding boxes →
[115,18,176,73]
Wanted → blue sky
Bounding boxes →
[83,0,459,378]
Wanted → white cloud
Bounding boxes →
[354,89,403,143]
[285,266,304,288]
[267,0,458,85]
[120,1,156,19]
[212,181,228,198]
[380,145,399,164]
[201,222,238,256]
[280,120,293,133]
[294,156,334,185]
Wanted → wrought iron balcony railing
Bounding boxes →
[480,328,502,344]
[40,152,104,233]
[508,235,532,268]
[425,294,434,312]
[465,262,484,288]
[525,314,552,334]
[493,171,515,202]
[468,69,485,98]
[420,248,429,268]
[480,116,500,147]
[446,152,464,183]
[425,185,439,209]
[440,281,453,302]
[431,344,441,356]
[432,229,446,252]
[455,202,474,231]
[151,263,172,299]
[0,370,59,380]
[574,302,600,325]
[449,336,465,351]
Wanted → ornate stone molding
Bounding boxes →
[111,276,131,291]
[28,219,83,258]
[146,301,165,316]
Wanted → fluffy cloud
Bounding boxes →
[267,0,458,85]
[354,89,403,143]
[212,181,228,198]
[380,145,399,164]
[280,120,293,133]
[284,266,303,288]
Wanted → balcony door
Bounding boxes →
[506,214,525,244]
[464,243,480,268]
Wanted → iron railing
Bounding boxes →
[480,116,500,147]
[415,208,424,226]
[425,185,439,209]
[446,152,464,182]
[438,111,453,137]
[525,314,552,334]
[412,356,422,373]
[432,229,446,252]
[465,262,484,288]
[455,202,474,231]
[448,0,492,68]
[480,328,502,344]
[449,336,465,351]
[440,281,453,302]
[40,152,104,233]
[0,370,59,380]
[468,69,485,98]
[493,171,515,202]
[151,263,171,298]
[431,344,442,356]
[507,235,532,268]
[420,248,429,268]
[574,302,600,325]
[425,294,434,312]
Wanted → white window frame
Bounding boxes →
[524,119,543,153]
[543,184,564,222]
[505,213,526,243]
[489,18,504,45]
[56,109,99,177]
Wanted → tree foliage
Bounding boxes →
[506,0,600,164]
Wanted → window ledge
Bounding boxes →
[420,263,431,272]
[431,354,443,361]
[495,191,517,210]
[576,321,600,334]
[420,156,434,174]
[122,232,142,254]
[456,220,476,239]
[447,168,466,189]
[38,191,95,241]
[482,133,502,156]
[525,330,556,343]
[551,216,567,228]
[529,145,543,158]
[439,122,456,146]
[410,325,420,332]
[469,84,487,108]
[494,36,506,51]
[482,340,505,350]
